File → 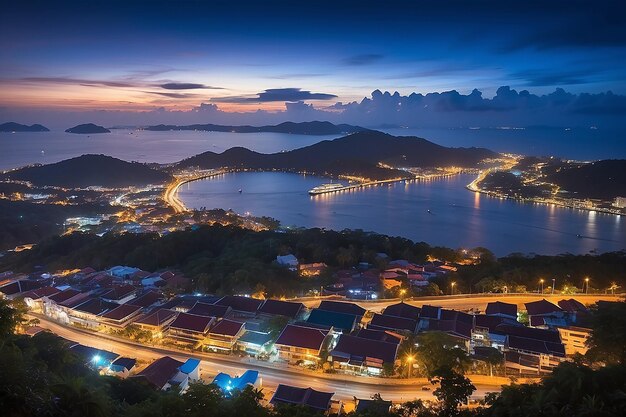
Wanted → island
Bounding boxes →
[3,154,171,188]
[65,123,111,134]
[0,122,49,132]
[145,120,367,135]
[177,130,497,180]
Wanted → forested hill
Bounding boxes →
[145,121,367,135]
[545,159,626,199]
[177,130,497,180]
[3,154,172,188]
[0,122,49,132]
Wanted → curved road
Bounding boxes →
[33,315,511,403]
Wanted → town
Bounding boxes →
[1,253,620,414]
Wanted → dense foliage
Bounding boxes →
[1,225,624,297]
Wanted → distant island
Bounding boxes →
[0,122,49,132]
[3,154,171,188]
[65,123,111,134]
[145,121,367,135]
[177,130,496,180]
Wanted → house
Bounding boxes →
[100,284,137,305]
[276,254,299,271]
[271,384,334,412]
[70,344,119,369]
[306,308,359,333]
[525,299,565,328]
[258,299,304,319]
[557,326,591,356]
[355,328,404,345]
[369,313,417,333]
[107,357,137,378]
[212,370,259,394]
[0,279,48,300]
[205,319,246,352]
[355,398,393,414]
[134,356,200,393]
[274,324,330,364]
[22,286,61,312]
[168,312,215,344]
[107,266,140,279]
[215,295,263,317]
[127,291,163,309]
[187,302,232,319]
[133,308,178,334]
[299,262,327,277]
[558,299,589,323]
[238,331,274,356]
[330,334,399,375]
[383,302,421,320]
[318,300,366,319]
[100,303,143,329]
[485,301,517,320]
[472,315,519,350]
[69,298,118,328]
[495,324,566,373]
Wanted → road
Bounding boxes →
[297,293,623,313]
[33,315,511,403]
[163,169,227,213]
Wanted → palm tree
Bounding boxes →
[51,377,110,417]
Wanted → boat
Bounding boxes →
[308,183,344,195]
[238,188,242,194]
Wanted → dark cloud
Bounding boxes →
[212,88,337,103]
[511,69,594,87]
[342,54,384,66]
[145,91,195,99]
[20,77,134,88]
[160,82,222,90]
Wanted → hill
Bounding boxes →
[65,123,110,134]
[545,159,626,200]
[146,121,367,135]
[3,154,171,188]
[0,122,49,132]
[177,130,497,179]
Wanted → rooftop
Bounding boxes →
[369,313,417,333]
[275,324,329,350]
[258,299,304,318]
[209,319,245,337]
[383,302,421,320]
[306,308,358,332]
[169,312,214,333]
[135,356,184,389]
[215,295,263,313]
[271,384,334,411]
[318,300,366,317]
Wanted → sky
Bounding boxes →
[1,0,626,128]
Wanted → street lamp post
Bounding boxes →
[552,278,556,295]
[450,282,456,296]
[539,279,544,294]
[585,277,590,294]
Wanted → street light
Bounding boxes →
[552,278,556,295]
[539,279,544,294]
[585,277,590,294]
[450,282,456,296]
[400,288,407,300]
[406,355,414,379]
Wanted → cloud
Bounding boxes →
[211,88,337,103]
[342,54,384,66]
[145,91,195,99]
[20,77,134,88]
[511,69,595,87]
[159,82,222,90]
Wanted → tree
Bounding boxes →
[586,301,626,365]
[415,332,470,377]
[482,347,504,377]
[0,298,26,341]
[51,376,111,417]
[430,366,476,416]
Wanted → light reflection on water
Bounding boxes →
[179,172,626,256]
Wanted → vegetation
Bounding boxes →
[146,121,366,135]
[1,225,623,297]
[3,154,171,188]
[177,131,496,180]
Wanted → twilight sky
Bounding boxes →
[1,0,626,128]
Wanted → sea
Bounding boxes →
[1,127,624,255]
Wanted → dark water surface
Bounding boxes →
[179,172,625,256]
